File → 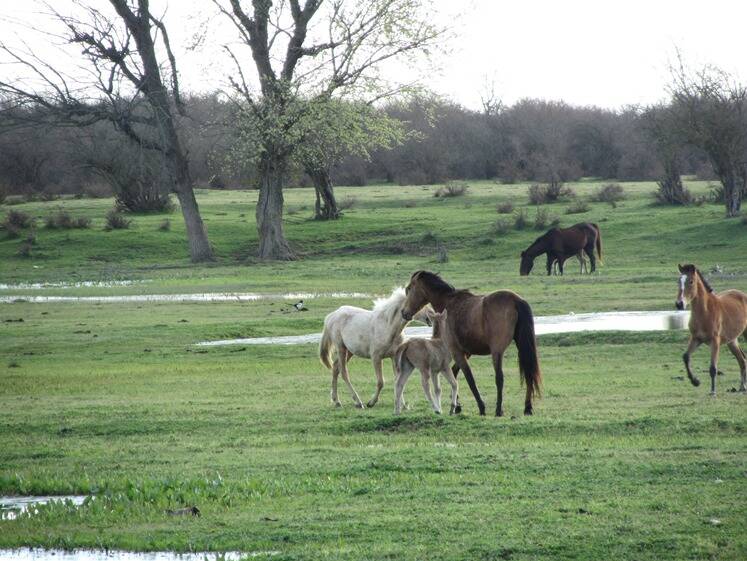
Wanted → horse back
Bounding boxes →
[717,289,747,338]
[445,290,519,355]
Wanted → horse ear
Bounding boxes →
[441,309,448,321]
[521,251,526,257]
[678,264,685,273]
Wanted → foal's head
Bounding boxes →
[430,309,448,338]
[676,263,713,310]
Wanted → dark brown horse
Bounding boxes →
[401,271,542,416]
[520,223,602,276]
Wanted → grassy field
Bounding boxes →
[1,179,747,560]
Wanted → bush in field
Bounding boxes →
[434,181,468,198]
[104,209,131,231]
[528,182,575,204]
[566,199,590,214]
[338,196,357,210]
[435,241,448,263]
[533,208,560,230]
[3,209,34,229]
[16,241,33,257]
[45,210,91,229]
[592,183,625,206]
[158,219,171,231]
[496,201,514,214]
[513,209,529,230]
[492,218,512,236]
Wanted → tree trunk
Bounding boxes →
[308,167,339,220]
[257,152,294,260]
[174,184,213,262]
[720,169,743,217]
[657,158,687,204]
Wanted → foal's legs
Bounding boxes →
[450,363,463,413]
[491,351,505,416]
[431,369,443,414]
[726,340,747,392]
[709,340,721,396]
[454,352,485,415]
[367,354,385,408]
[394,359,414,414]
[682,337,702,387]
[338,347,364,408]
[419,366,439,413]
[391,358,407,409]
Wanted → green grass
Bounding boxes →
[1,180,747,560]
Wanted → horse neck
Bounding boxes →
[526,236,548,257]
[423,287,452,313]
[690,276,715,316]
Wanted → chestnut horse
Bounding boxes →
[676,264,747,395]
[401,271,542,416]
[520,223,602,276]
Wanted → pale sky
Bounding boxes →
[1,0,746,111]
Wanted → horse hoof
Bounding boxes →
[454,405,462,414]
[434,410,441,415]
[709,391,716,397]
[524,408,533,416]
[366,400,376,408]
[334,402,342,408]
[691,378,701,387]
[355,402,366,409]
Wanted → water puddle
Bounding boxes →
[196,310,690,347]
[0,292,371,304]
[1,496,88,521]
[0,280,150,290]
[0,549,276,560]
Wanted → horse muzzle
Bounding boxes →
[675,301,685,311]
[401,310,412,321]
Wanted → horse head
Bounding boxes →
[520,251,534,276]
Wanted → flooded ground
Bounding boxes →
[0,496,87,521]
[0,292,370,304]
[0,549,273,560]
[0,280,150,290]
[197,310,690,347]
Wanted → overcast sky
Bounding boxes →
[2,0,746,111]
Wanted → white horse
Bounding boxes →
[319,288,431,408]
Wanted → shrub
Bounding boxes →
[45,211,91,229]
[339,196,357,210]
[435,242,448,263]
[3,209,34,229]
[434,181,469,198]
[25,231,37,245]
[104,209,131,231]
[491,218,512,236]
[158,219,171,231]
[566,199,590,214]
[496,201,514,214]
[534,208,550,230]
[421,231,438,244]
[513,209,529,230]
[208,174,227,189]
[592,183,625,207]
[82,183,113,199]
[16,241,32,257]
[528,182,574,205]
[3,195,26,206]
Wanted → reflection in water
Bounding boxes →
[197,311,691,347]
[0,550,274,561]
[0,496,87,521]
[0,292,371,304]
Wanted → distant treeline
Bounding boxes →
[0,94,712,197]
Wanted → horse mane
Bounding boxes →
[413,271,456,295]
[696,268,714,293]
[372,287,406,315]
[525,230,553,256]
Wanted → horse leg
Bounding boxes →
[578,253,586,274]
[431,369,443,414]
[682,337,702,387]
[331,358,342,407]
[442,366,460,414]
[454,352,485,415]
[726,340,747,392]
[419,367,439,414]
[394,359,414,414]
[491,351,504,416]
[709,340,721,396]
[391,358,408,409]
[338,347,364,408]
[451,363,463,413]
[546,254,554,276]
[367,355,385,408]
[557,257,564,276]
[586,243,597,273]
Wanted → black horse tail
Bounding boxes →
[592,223,603,263]
[513,297,542,404]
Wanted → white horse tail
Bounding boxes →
[319,325,334,370]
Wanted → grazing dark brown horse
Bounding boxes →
[401,271,542,416]
[520,223,602,276]
[676,264,747,395]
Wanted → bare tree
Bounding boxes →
[214,0,443,259]
[0,0,214,261]
[643,104,690,205]
[669,60,747,216]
